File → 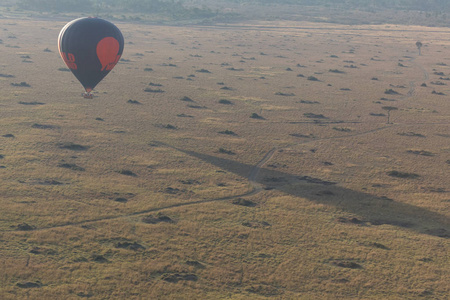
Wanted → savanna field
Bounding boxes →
[0,16,449,299]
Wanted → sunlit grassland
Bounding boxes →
[0,17,448,299]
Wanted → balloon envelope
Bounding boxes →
[58,17,124,93]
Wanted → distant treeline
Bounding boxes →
[228,0,450,11]
[16,0,217,18]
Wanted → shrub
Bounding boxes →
[218,130,236,135]
[181,96,194,102]
[432,90,445,95]
[163,124,177,129]
[299,100,320,104]
[304,113,327,119]
[218,99,233,105]
[0,73,15,78]
[387,170,419,179]
[142,214,174,224]
[333,127,351,132]
[397,132,425,137]
[218,148,235,155]
[384,89,399,94]
[32,123,57,129]
[250,113,264,119]
[329,69,345,73]
[19,101,45,105]
[275,92,295,96]
[406,150,434,156]
[127,99,141,104]
[11,82,30,87]
[58,163,85,171]
[232,198,256,207]
[227,67,244,71]
[307,76,319,81]
[59,142,89,151]
[187,104,206,109]
[144,88,164,93]
[117,169,137,176]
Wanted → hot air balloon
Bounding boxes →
[58,17,124,98]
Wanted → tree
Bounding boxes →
[416,41,423,55]
[382,106,398,124]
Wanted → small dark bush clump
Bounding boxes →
[275,92,295,96]
[144,88,164,93]
[58,163,85,171]
[232,198,256,207]
[127,99,141,104]
[11,82,30,87]
[218,99,233,105]
[19,101,45,106]
[218,130,236,135]
[250,113,264,119]
[387,170,420,179]
[181,96,194,102]
[218,148,235,155]
[59,143,89,151]
[116,169,137,176]
[304,113,327,119]
[384,89,399,95]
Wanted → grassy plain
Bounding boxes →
[0,16,449,299]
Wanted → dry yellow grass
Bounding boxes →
[0,16,448,299]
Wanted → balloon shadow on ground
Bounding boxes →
[160,143,449,239]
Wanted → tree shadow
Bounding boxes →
[158,142,449,238]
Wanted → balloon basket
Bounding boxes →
[82,92,94,99]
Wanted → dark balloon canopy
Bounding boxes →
[58,17,124,95]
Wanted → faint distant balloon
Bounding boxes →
[58,17,124,97]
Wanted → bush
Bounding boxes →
[117,169,137,177]
[329,69,345,73]
[144,88,164,93]
[11,82,30,87]
[275,92,295,96]
[218,99,233,105]
[181,96,194,102]
[59,142,89,151]
[232,198,256,207]
[387,170,419,179]
[250,113,264,119]
[304,113,327,119]
[384,89,399,95]
[218,148,235,155]
[218,130,236,135]
[127,99,141,104]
